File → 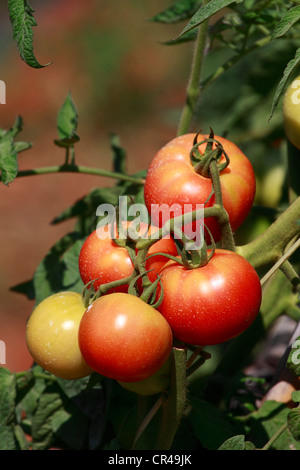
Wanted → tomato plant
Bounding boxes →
[78,293,173,382]
[78,222,178,292]
[2,0,300,454]
[144,133,256,242]
[25,292,93,380]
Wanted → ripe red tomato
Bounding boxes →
[78,293,173,382]
[144,133,256,242]
[78,222,178,292]
[26,292,93,380]
[156,249,262,346]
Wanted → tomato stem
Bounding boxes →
[236,196,300,269]
[13,164,146,185]
[177,0,210,136]
[279,260,300,293]
[260,239,300,287]
[186,351,211,378]
[154,347,187,450]
[260,423,288,450]
[209,161,236,251]
[186,345,204,368]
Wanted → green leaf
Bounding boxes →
[14,141,33,153]
[10,115,23,138]
[51,186,123,226]
[188,397,238,449]
[0,425,17,450]
[0,369,18,450]
[8,0,51,68]
[56,92,79,140]
[110,133,127,176]
[0,130,18,185]
[287,336,300,377]
[150,0,202,23]
[272,6,300,39]
[55,376,106,449]
[33,232,83,305]
[10,279,35,300]
[16,366,48,422]
[175,0,243,39]
[269,47,300,121]
[0,116,32,185]
[51,407,89,450]
[0,369,17,424]
[292,391,300,404]
[249,400,300,450]
[218,434,256,450]
[287,407,300,441]
[13,424,30,450]
[61,239,85,293]
[31,384,64,450]
[162,28,198,46]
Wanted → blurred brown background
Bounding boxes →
[0,0,192,372]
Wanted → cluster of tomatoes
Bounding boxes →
[26,133,262,396]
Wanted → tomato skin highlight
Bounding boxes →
[78,293,173,382]
[156,250,262,346]
[25,292,93,380]
[78,222,178,292]
[144,133,256,242]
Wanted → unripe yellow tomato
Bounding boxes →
[259,165,285,208]
[283,75,300,149]
[26,291,93,380]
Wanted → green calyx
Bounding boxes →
[190,129,230,178]
[181,223,216,270]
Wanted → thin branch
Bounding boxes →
[260,237,300,286]
[13,164,145,185]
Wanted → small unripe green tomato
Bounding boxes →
[283,75,300,149]
[118,352,172,396]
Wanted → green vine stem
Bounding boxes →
[236,196,300,269]
[260,238,300,287]
[154,347,187,450]
[260,423,288,450]
[209,160,236,251]
[280,260,300,292]
[177,0,209,136]
[13,164,145,185]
